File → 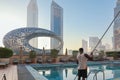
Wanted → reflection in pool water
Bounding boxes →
[34,63,120,80]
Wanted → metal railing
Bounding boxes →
[1,74,6,80]
[87,69,105,80]
[73,69,105,80]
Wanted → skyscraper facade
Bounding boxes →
[27,0,38,48]
[51,1,63,54]
[82,39,88,53]
[89,37,102,51]
[113,0,120,50]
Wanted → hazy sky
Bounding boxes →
[0,0,116,52]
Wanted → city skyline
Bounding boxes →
[0,0,116,52]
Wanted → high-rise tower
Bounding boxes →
[89,37,102,51]
[113,0,120,50]
[27,0,38,48]
[82,39,88,53]
[51,1,63,54]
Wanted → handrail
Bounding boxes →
[87,69,105,80]
[73,69,105,80]
[1,74,6,80]
[74,73,77,80]
[87,70,98,80]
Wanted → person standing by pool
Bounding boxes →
[77,48,93,80]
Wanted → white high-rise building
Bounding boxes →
[105,43,111,50]
[82,39,88,53]
[27,0,38,48]
[89,37,102,51]
[113,0,120,50]
[51,1,63,54]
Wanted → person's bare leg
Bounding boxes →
[78,76,81,80]
[82,77,85,80]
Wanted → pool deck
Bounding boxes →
[0,65,18,80]
[0,64,48,80]
[17,64,35,80]
[0,65,36,80]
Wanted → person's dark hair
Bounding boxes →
[79,48,84,54]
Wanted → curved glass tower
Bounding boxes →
[51,1,63,54]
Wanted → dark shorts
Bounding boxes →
[78,69,87,78]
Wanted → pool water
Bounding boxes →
[34,63,120,80]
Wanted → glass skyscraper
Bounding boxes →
[27,0,38,48]
[114,0,120,50]
[51,1,63,54]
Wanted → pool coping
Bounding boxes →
[26,65,48,80]
[30,61,120,68]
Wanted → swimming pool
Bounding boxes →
[31,61,120,80]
